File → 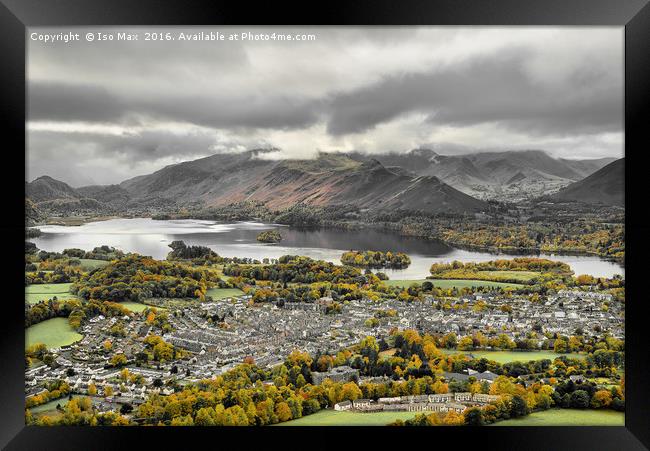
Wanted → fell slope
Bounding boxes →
[119,151,488,213]
[550,158,624,207]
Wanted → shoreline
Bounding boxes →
[29,214,625,269]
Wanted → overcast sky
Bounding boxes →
[28,27,623,186]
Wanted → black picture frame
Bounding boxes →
[1,1,648,449]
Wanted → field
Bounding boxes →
[275,409,420,426]
[25,283,78,305]
[439,349,584,363]
[491,409,624,426]
[119,302,152,313]
[29,395,112,418]
[78,259,110,271]
[481,270,539,282]
[25,317,82,350]
[206,287,245,300]
[30,395,85,414]
[384,279,524,290]
[379,349,397,359]
[276,408,624,427]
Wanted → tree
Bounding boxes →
[153,341,174,362]
[296,374,306,388]
[195,407,216,426]
[110,354,127,367]
[591,390,613,409]
[120,403,133,415]
[458,336,474,351]
[364,317,380,328]
[496,334,515,350]
[442,332,457,349]
[554,338,568,353]
[569,390,590,409]
[464,407,484,426]
[275,402,293,422]
[341,382,362,401]
[87,383,97,396]
[510,395,528,418]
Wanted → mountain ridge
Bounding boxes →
[549,158,624,207]
[347,148,616,201]
[26,149,623,215]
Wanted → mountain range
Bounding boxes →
[26,149,624,216]
[129,152,489,212]
[347,149,616,201]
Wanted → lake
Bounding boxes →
[31,218,624,279]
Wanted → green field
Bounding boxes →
[275,409,421,426]
[439,349,584,363]
[277,408,624,427]
[78,259,110,270]
[25,283,78,305]
[379,349,397,359]
[29,395,110,417]
[384,279,524,290]
[481,270,539,282]
[25,317,82,350]
[120,301,168,312]
[491,409,624,426]
[206,287,245,300]
[119,302,151,313]
[29,395,85,414]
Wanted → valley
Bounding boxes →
[24,148,626,428]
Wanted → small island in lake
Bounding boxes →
[341,250,411,269]
[256,230,283,243]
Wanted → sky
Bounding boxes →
[27,27,624,186]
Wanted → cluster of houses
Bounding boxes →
[26,285,622,417]
[312,365,359,385]
[418,289,623,342]
[334,392,501,414]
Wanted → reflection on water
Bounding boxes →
[32,218,624,279]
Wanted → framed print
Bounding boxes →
[1,0,649,449]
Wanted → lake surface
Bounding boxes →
[31,218,624,279]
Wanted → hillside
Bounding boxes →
[76,184,132,209]
[119,151,488,213]
[26,176,82,202]
[350,149,616,201]
[550,158,624,207]
[27,149,621,215]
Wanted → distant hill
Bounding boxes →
[76,184,131,209]
[558,157,617,179]
[550,158,624,207]
[27,149,621,216]
[26,175,82,202]
[349,149,616,201]
[119,150,488,213]
[27,176,122,216]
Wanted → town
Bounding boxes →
[25,278,624,425]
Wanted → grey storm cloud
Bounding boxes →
[29,129,242,162]
[27,27,624,184]
[29,81,323,130]
[325,51,622,137]
[28,128,263,186]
